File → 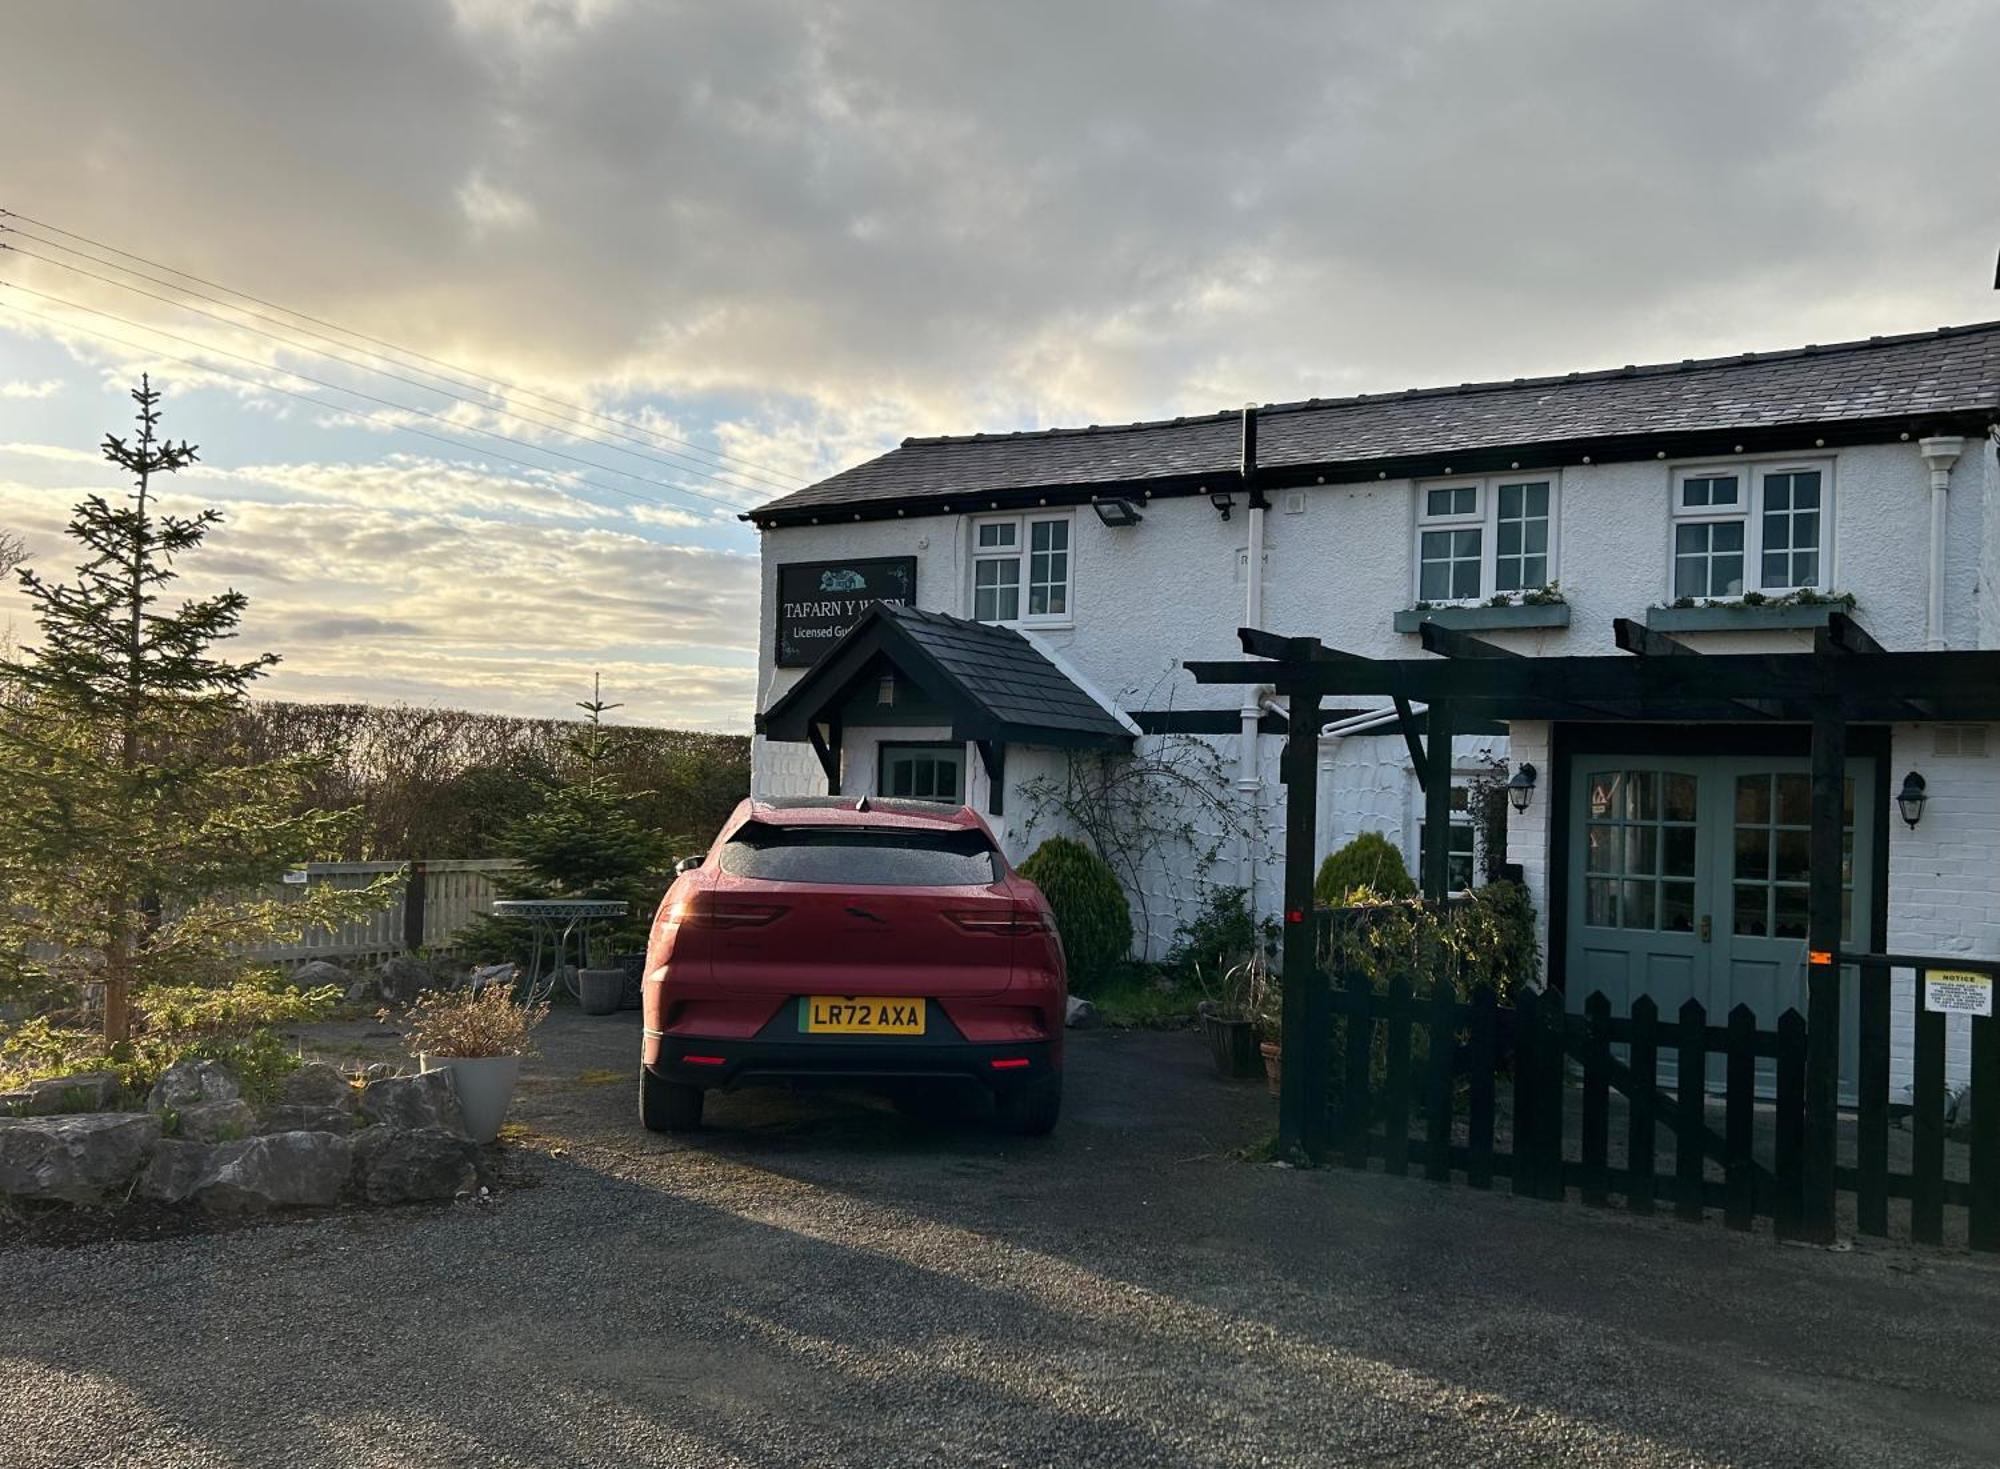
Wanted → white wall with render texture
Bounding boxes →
[751,437,1998,995]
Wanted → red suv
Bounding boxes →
[640,796,1065,1135]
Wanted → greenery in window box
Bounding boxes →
[1478,581,1566,609]
[1666,588,1857,612]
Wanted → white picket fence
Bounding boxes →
[241,859,517,967]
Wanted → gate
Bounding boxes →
[1314,962,1999,1251]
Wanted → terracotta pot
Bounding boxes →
[1259,1040,1282,1097]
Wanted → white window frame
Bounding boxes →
[1667,458,1833,601]
[968,511,1074,627]
[1411,473,1560,605]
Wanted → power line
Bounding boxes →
[1,235,780,506]
[0,206,805,493]
[0,293,745,523]
[0,279,752,516]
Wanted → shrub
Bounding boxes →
[1017,836,1131,992]
[1314,832,1417,906]
[1320,880,1539,1005]
[1166,885,1278,983]
[395,984,548,1059]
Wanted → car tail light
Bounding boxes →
[989,1057,1031,1070]
[681,1054,727,1066]
[946,907,1047,935]
[669,893,788,929]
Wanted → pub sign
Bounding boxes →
[775,556,917,667]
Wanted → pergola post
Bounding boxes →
[1279,689,1327,1164]
[1802,707,1846,1243]
[1421,700,1456,903]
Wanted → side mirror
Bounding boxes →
[675,854,704,875]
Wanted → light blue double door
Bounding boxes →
[1564,755,1870,1095]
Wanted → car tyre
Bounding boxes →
[640,1065,704,1132]
[1002,1074,1061,1137]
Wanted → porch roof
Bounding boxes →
[759,602,1134,751]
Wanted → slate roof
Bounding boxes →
[760,603,1132,748]
[752,320,2000,522]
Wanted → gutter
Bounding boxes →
[1237,405,1271,900]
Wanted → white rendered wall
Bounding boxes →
[752,438,1992,991]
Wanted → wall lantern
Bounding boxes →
[1209,490,1236,521]
[1896,771,1928,829]
[1507,763,1538,813]
[1092,497,1144,528]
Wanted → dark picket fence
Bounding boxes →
[1317,970,1999,1250]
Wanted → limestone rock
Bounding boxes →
[259,1104,353,1135]
[358,1069,468,1138]
[187,1131,351,1213]
[136,1138,212,1204]
[148,1059,240,1114]
[0,1112,160,1204]
[1064,996,1101,1030]
[177,1099,257,1143]
[350,1126,478,1204]
[278,1061,356,1111]
[5,1071,123,1116]
[287,959,351,991]
[376,954,435,1004]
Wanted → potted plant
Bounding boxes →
[1196,958,1265,1079]
[1255,961,1283,1097]
[398,985,549,1143]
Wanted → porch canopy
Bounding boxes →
[760,602,1133,813]
[1188,611,2000,1233]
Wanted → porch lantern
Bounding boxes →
[1896,771,1928,828]
[1092,497,1144,528]
[1209,489,1236,521]
[1507,762,1538,813]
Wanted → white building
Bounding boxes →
[746,322,2000,1095]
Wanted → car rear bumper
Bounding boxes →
[649,1034,1056,1092]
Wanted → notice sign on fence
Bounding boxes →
[1924,969,1994,1018]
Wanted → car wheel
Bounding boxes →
[640,1065,704,1132]
[1002,1075,1061,1137]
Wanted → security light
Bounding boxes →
[1507,763,1538,813]
[1092,497,1143,528]
[1896,771,1928,828]
[1210,490,1236,521]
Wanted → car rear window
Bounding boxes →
[718,824,1002,886]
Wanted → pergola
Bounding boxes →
[1188,613,2000,1231]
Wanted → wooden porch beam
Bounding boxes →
[1816,612,1933,718]
[1416,621,1520,660]
[975,740,1006,817]
[1612,616,1783,719]
[806,721,842,793]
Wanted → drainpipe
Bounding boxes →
[1314,703,1429,858]
[1237,404,1268,899]
[1918,436,1964,651]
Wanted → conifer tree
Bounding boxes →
[0,378,388,1041]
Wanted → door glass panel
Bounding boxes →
[1731,772,1855,942]
[1581,769,1695,932]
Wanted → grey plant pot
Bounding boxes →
[577,968,626,1016]
[421,1053,520,1145]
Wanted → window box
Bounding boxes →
[1644,602,1843,633]
[1394,603,1572,634]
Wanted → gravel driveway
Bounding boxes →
[4,1011,1998,1468]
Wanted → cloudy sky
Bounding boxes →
[2,1,1995,729]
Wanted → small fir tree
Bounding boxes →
[0,378,390,1041]
[458,675,667,965]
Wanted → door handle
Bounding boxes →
[1698,915,1712,943]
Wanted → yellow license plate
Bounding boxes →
[801,996,926,1035]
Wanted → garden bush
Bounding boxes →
[1313,832,1417,906]
[1166,885,1279,984]
[1017,836,1131,993]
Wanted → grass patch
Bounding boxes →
[1086,964,1202,1029]
[574,1067,623,1087]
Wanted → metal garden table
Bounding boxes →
[489,898,630,1006]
